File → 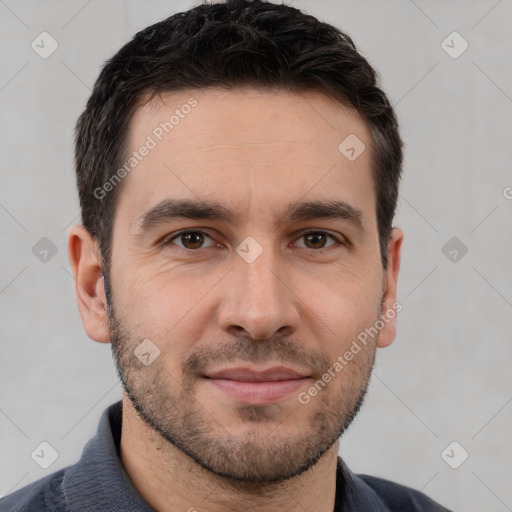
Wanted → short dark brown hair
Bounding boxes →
[74,0,403,278]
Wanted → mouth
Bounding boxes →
[202,366,312,404]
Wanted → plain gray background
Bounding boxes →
[1,1,511,510]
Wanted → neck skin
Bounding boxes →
[119,396,340,512]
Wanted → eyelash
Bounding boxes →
[163,229,346,251]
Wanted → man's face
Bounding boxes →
[106,87,397,483]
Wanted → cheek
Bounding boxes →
[115,266,215,349]
[115,260,182,314]
[308,259,380,309]
[304,276,382,353]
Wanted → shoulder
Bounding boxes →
[0,468,68,512]
[356,473,453,511]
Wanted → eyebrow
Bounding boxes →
[135,197,366,234]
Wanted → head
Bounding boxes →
[68,0,403,485]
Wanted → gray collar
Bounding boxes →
[61,400,390,511]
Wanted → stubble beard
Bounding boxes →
[107,304,377,487]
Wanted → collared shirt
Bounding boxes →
[0,401,452,511]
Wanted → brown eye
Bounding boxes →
[167,230,215,250]
[295,231,340,250]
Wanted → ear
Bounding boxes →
[67,225,110,343]
[377,227,403,348]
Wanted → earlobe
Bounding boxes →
[376,227,403,348]
[67,225,111,343]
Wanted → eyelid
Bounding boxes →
[292,229,346,249]
[163,229,218,249]
[163,228,347,250]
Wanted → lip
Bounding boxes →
[204,365,309,381]
[202,366,312,404]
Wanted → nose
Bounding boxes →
[217,242,300,341]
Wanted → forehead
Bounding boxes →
[117,87,376,230]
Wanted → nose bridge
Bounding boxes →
[218,235,299,339]
[239,239,281,302]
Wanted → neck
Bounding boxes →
[119,397,340,512]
